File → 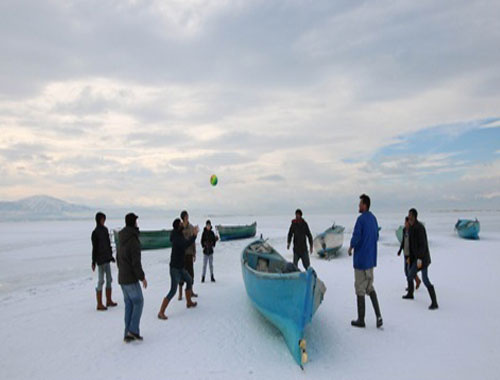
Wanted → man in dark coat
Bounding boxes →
[287,209,313,270]
[403,208,438,310]
[117,213,148,342]
[91,212,117,310]
[157,218,199,320]
[201,220,218,283]
[348,194,383,328]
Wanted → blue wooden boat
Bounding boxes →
[216,222,257,241]
[455,219,480,240]
[313,224,345,259]
[396,225,404,244]
[241,240,326,367]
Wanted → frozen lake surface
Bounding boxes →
[1,211,499,379]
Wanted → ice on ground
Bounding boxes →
[1,211,500,380]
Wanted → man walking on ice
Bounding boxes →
[348,194,383,328]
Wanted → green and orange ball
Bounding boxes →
[210,174,218,186]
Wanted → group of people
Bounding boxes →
[91,194,439,342]
[91,210,218,342]
[285,194,439,332]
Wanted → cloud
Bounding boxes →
[0,1,499,212]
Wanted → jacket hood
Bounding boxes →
[119,226,139,245]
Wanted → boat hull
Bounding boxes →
[241,240,325,366]
[113,229,172,250]
[313,226,344,259]
[455,219,480,240]
[396,225,403,244]
[217,222,257,241]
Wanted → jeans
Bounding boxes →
[202,254,214,277]
[407,262,432,293]
[403,256,409,277]
[96,262,112,291]
[293,251,310,270]
[166,267,193,301]
[121,282,144,336]
[180,255,194,286]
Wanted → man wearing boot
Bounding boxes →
[158,218,199,320]
[117,213,148,342]
[403,208,438,310]
[287,209,313,270]
[201,220,218,283]
[178,210,198,300]
[397,217,421,291]
[91,212,117,311]
[348,194,383,328]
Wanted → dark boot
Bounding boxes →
[428,285,439,310]
[402,279,414,299]
[211,274,215,283]
[178,284,183,300]
[186,289,197,308]
[351,296,366,328]
[158,297,169,320]
[106,288,118,307]
[96,290,107,311]
[201,276,205,283]
[369,290,383,328]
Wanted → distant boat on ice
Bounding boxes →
[113,229,173,250]
[455,219,480,240]
[216,222,257,241]
[313,224,345,259]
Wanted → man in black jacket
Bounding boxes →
[91,212,117,310]
[117,213,148,342]
[158,218,199,320]
[287,209,313,270]
[403,208,438,310]
[201,220,218,283]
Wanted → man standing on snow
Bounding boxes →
[178,210,198,300]
[348,194,383,328]
[117,213,148,342]
[91,212,117,311]
[287,209,313,270]
[403,208,438,310]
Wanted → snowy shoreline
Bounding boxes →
[1,211,499,379]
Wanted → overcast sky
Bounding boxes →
[1,0,499,214]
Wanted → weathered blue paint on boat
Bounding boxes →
[241,240,326,367]
[455,219,480,240]
[216,222,257,241]
[313,225,345,259]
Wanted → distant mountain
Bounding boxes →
[0,195,93,221]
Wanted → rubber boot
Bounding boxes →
[186,289,197,308]
[106,288,118,307]
[96,290,107,311]
[158,297,169,320]
[178,284,183,300]
[351,296,366,328]
[402,278,414,299]
[369,290,383,328]
[211,274,215,283]
[428,285,439,310]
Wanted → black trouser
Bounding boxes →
[293,251,310,270]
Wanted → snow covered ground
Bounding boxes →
[1,211,499,380]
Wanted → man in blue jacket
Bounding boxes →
[348,194,383,328]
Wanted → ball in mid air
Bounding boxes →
[210,174,218,186]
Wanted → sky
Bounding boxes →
[0,0,499,214]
